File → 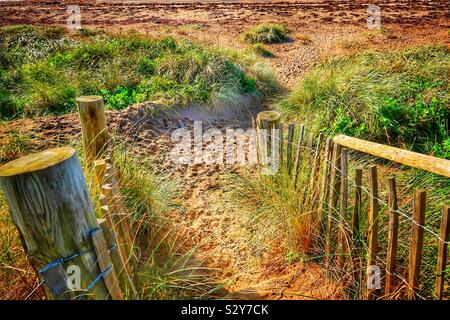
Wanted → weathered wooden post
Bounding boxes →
[256,111,280,168]
[337,148,349,272]
[435,206,450,300]
[0,147,114,299]
[76,96,109,164]
[385,177,399,296]
[256,110,280,130]
[407,190,426,300]
[367,165,380,300]
[325,142,342,267]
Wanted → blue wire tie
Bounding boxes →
[84,264,113,293]
[38,227,100,274]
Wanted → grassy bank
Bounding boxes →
[277,46,450,158]
[0,25,278,119]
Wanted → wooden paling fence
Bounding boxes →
[0,96,137,300]
[255,115,450,300]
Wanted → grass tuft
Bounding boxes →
[248,44,274,57]
[241,23,289,44]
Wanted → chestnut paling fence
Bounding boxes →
[254,117,449,300]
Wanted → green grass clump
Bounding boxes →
[241,23,289,44]
[277,46,450,158]
[248,44,274,57]
[0,25,278,119]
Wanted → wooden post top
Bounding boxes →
[0,147,76,177]
[257,111,280,122]
[76,96,104,103]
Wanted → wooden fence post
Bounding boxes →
[308,133,325,209]
[91,228,124,300]
[76,96,109,164]
[337,148,349,272]
[385,177,399,296]
[0,147,111,299]
[286,124,295,173]
[325,142,342,267]
[292,124,305,184]
[279,123,284,165]
[367,165,380,300]
[98,215,139,300]
[407,190,426,300]
[317,138,332,221]
[337,149,348,271]
[256,111,280,130]
[352,168,363,242]
[435,206,450,300]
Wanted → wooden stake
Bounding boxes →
[292,124,305,183]
[435,206,450,300]
[279,123,284,165]
[407,190,426,300]
[317,139,332,220]
[352,168,363,242]
[0,147,110,299]
[325,142,342,267]
[351,168,363,289]
[256,110,280,130]
[91,228,124,300]
[98,218,139,300]
[385,177,399,296]
[100,183,134,268]
[308,133,325,207]
[76,96,109,164]
[286,124,295,173]
[337,148,349,271]
[93,159,107,185]
[367,165,380,300]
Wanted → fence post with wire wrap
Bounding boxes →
[79,95,138,298]
[0,147,122,299]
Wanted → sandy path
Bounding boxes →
[119,102,343,299]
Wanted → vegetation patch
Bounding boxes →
[277,46,450,158]
[248,44,274,57]
[0,25,278,119]
[241,23,289,44]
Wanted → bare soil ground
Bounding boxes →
[0,0,449,299]
[1,0,449,87]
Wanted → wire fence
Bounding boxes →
[255,122,449,300]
